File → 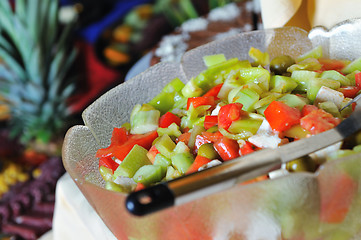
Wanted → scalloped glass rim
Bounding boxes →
[62,19,361,240]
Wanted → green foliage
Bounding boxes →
[0,0,77,144]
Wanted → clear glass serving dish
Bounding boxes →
[62,19,361,240]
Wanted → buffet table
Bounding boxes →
[51,173,116,240]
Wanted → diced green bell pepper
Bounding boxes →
[155,134,176,159]
[130,106,160,134]
[238,67,271,91]
[318,101,341,118]
[296,45,323,62]
[171,152,194,174]
[277,94,308,110]
[307,78,341,102]
[249,47,270,66]
[342,56,361,74]
[234,88,260,112]
[270,75,298,93]
[287,58,322,72]
[228,118,262,135]
[203,54,226,67]
[154,153,172,172]
[320,70,354,86]
[149,78,185,114]
[113,145,151,179]
[254,93,283,110]
[133,165,165,185]
[99,166,113,182]
[165,166,182,181]
[291,70,319,92]
[157,122,182,139]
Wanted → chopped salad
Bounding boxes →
[96,46,361,193]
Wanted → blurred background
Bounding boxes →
[0,0,260,239]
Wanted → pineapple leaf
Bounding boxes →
[61,83,75,100]
[0,35,15,55]
[15,0,27,24]
[46,0,59,53]
[0,1,13,17]
[0,48,26,81]
[47,49,65,86]
[55,49,77,84]
[23,83,44,104]
[26,0,39,43]
[24,45,42,86]
[0,65,16,82]
[0,0,78,144]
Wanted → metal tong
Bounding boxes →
[126,97,361,216]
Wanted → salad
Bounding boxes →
[96,46,361,193]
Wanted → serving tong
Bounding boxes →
[126,97,361,216]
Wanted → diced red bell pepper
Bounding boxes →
[96,130,158,161]
[159,111,181,128]
[338,86,360,98]
[135,182,146,192]
[300,109,341,135]
[218,103,246,130]
[319,172,357,223]
[203,83,223,100]
[319,58,346,72]
[239,141,258,156]
[187,96,216,110]
[176,132,191,145]
[355,72,361,89]
[194,131,223,150]
[186,155,211,174]
[146,145,160,163]
[301,104,319,117]
[214,137,239,161]
[204,115,218,129]
[242,175,268,185]
[200,131,223,142]
[264,101,301,132]
[110,127,128,145]
[99,156,119,173]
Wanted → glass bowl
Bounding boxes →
[62,19,361,240]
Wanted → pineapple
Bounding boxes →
[0,0,77,146]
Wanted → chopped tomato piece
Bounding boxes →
[300,109,341,135]
[218,103,246,130]
[338,86,359,98]
[186,155,211,174]
[187,96,216,110]
[203,83,223,100]
[264,101,301,132]
[319,172,357,223]
[159,112,181,128]
[204,115,218,129]
[301,104,318,117]
[99,156,119,173]
[214,137,239,161]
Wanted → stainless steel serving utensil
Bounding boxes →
[126,97,361,216]
[341,93,361,111]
